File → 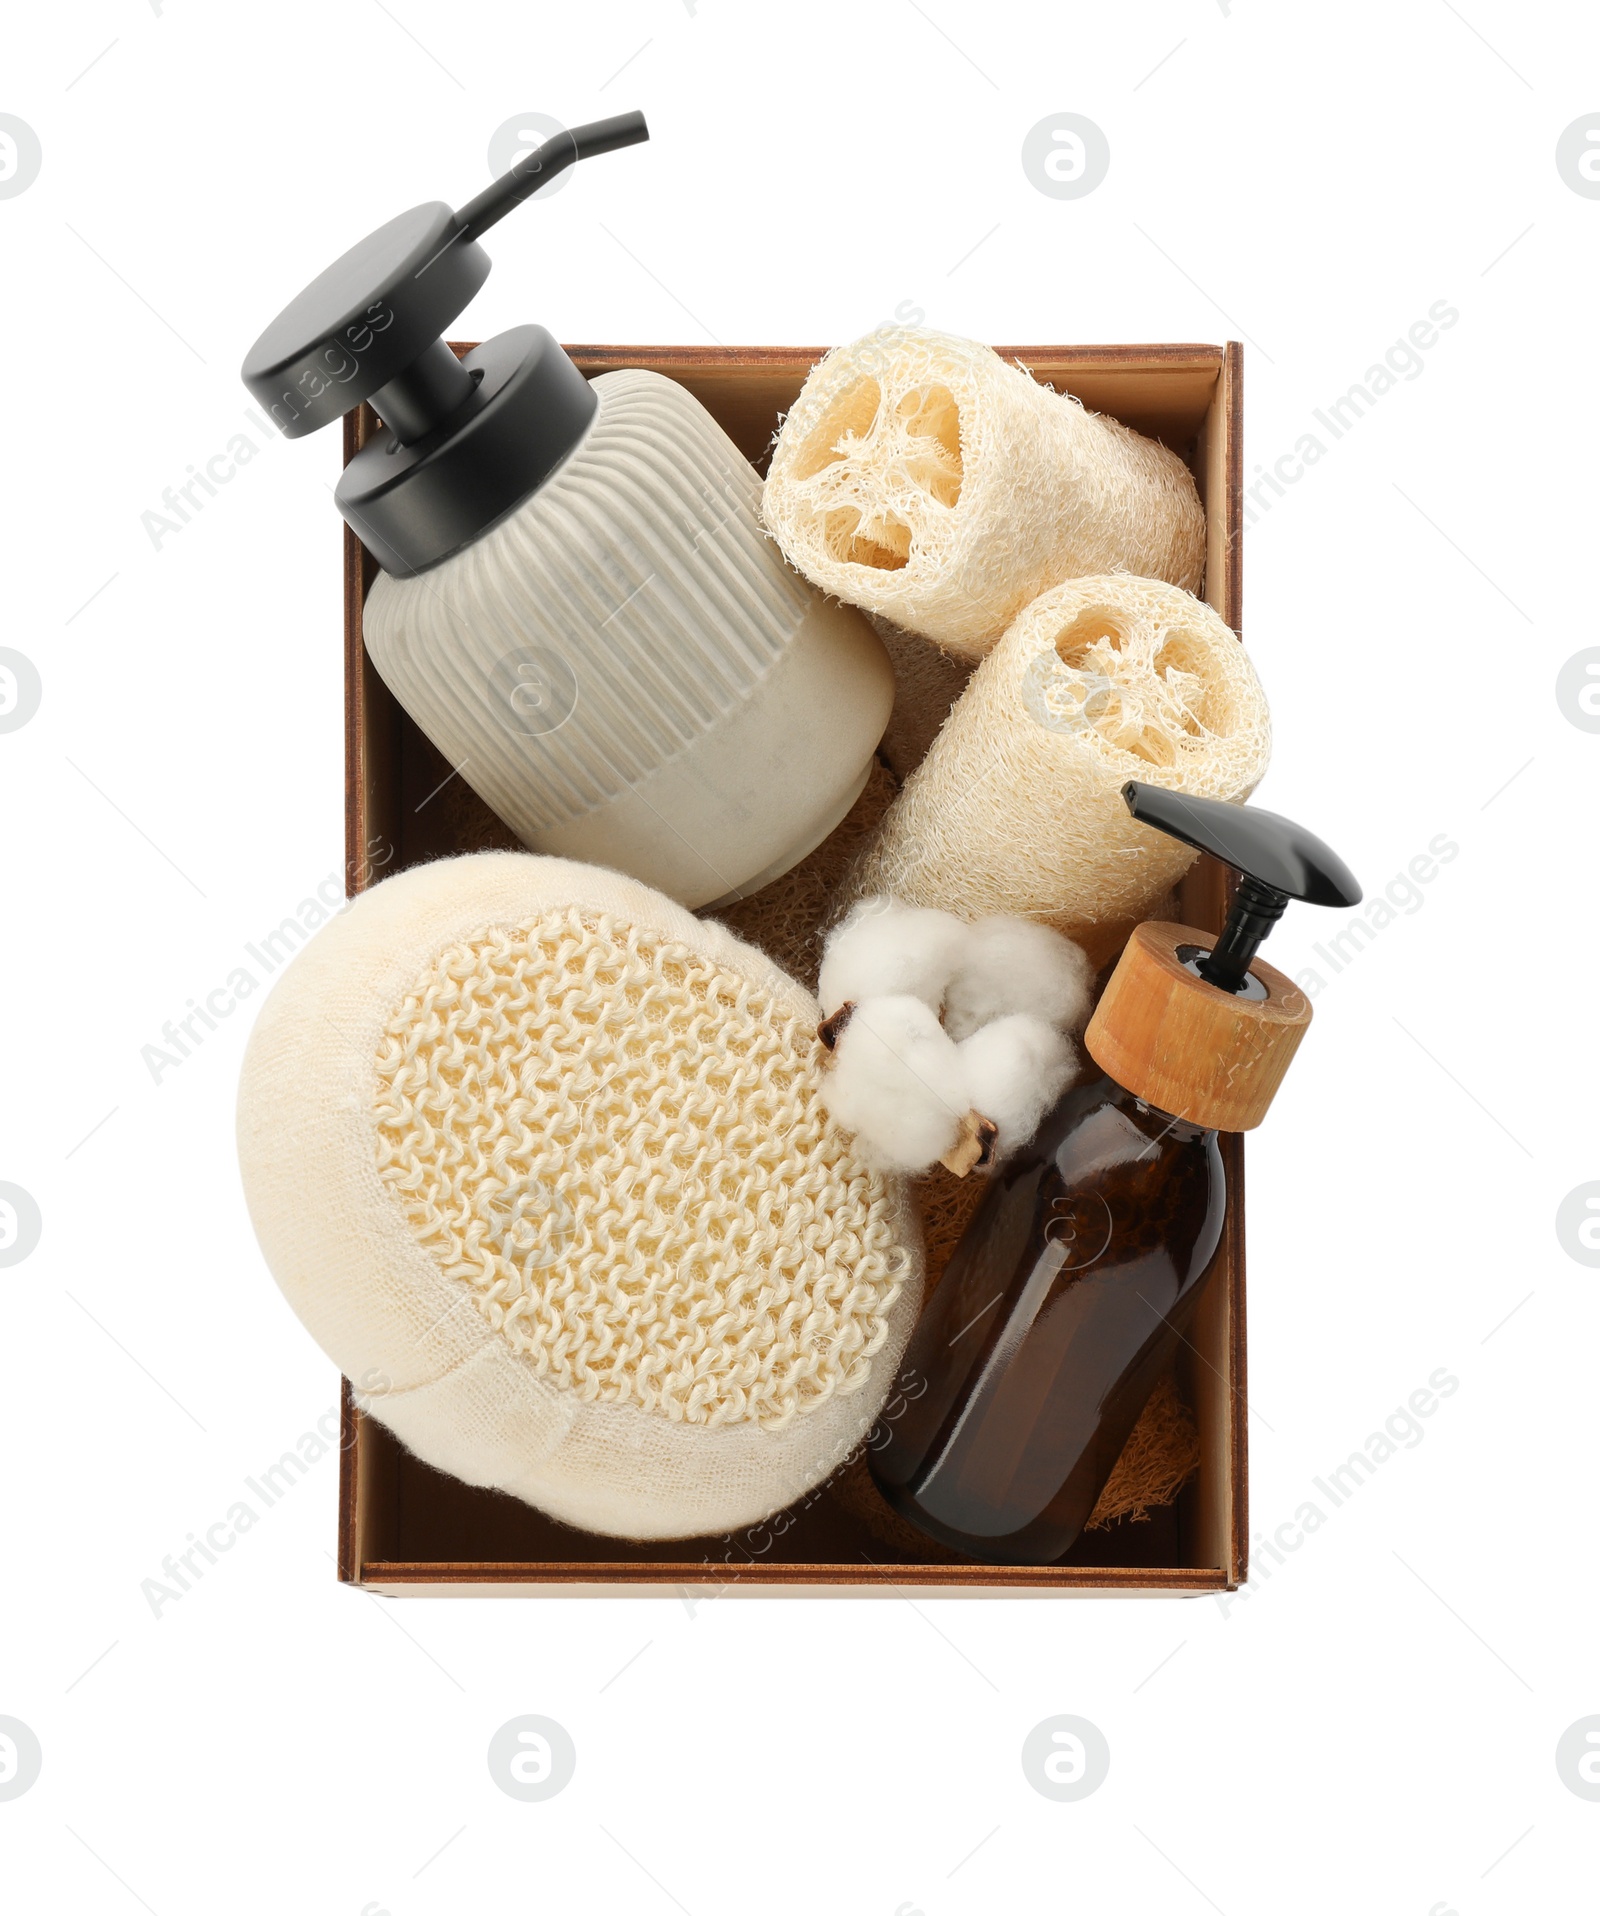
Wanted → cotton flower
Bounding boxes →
[942,915,1094,1042]
[817,899,1093,1173]
[817,896,969,1019]
[820,996,969,1174]
[957,1014,1077,1156]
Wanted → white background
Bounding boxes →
[2,2,1596,1910]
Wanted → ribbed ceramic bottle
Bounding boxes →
[363,368,893,908]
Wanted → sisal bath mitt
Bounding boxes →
[237,852,922,1542]
[762,327,1206,662]
[845,575,1271,966]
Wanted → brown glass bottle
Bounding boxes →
[869,1074,1225,1565]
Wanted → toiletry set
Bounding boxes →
[235,116,1360,1564]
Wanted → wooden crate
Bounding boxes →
[339,341,1247,1597]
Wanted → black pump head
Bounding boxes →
[239,112,649,576]
[1122,782,1362,995]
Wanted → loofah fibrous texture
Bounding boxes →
[237,853,922,1542]
[845,575,1271,966]
[762,327,1207,662]
[869,615,974,777]
[374,908,906,1432]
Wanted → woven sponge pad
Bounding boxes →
[763,327,1206,662]
[847,575,1271,965]
[237,853,922,1541]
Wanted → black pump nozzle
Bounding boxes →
[1122,783,1362,995]
[240,114,650,576]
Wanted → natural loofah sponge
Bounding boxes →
[762,327,1206,661]
[237,853,922,1542]
[845,575,1271,965]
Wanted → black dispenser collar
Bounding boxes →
[240,112,649,576]
[1122,782,1362,995]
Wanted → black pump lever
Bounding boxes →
[454,112,649,243]
[241,111,650,445]
[240,112,651,576]
[1122,782,1362,995]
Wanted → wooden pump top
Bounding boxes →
[1085,921,1314,1133]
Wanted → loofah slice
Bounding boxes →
[845,575,1271,966]
[762,327,1206,662]
[237,853,922,1542]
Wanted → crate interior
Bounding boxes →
[342,344,1245,1592]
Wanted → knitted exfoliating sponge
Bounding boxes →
[236,853,922,1541]
[762,327,1206,662]
[846,575,1272,965]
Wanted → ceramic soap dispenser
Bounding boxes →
[869,781,1362,1564]
[241,113,893,908]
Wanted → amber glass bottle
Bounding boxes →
[870,1075,1224,1563]
[868,781,1361,1566]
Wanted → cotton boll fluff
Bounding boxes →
[818,896,969,1019]
[942,915,1096,1042]
[820,995,970,1174]
[957,1014,1077,1156]
[817,897,1095,1172]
